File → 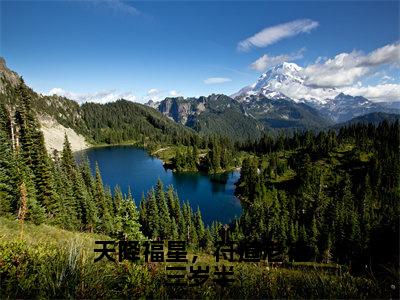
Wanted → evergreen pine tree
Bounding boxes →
[155,179,171,239]
[19,166,46,225]
[146,189,159,239]
[94,164,114,234]
[0,127,18,216]
[139,193,148,236]
[116,189,143,240]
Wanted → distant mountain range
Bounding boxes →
[232,62,399,122]
[157,94,265,140]
[0,57,398,146]
[148,62,399,137]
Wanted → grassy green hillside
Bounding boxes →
[0,217,383,299]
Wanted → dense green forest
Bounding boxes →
[0,82,140,237]
[0,81,224,246]
[157,95,266,141]
[234,122,399,273]
[0,78,399,298]
[170,136,239,173]
[1,80,398,265]
[80,100,197,147]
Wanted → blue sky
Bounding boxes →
[1,1,399,103]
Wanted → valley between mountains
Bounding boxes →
[0,59,399,299]
[1,58,398,157]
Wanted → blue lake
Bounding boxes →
[75,146,242,225]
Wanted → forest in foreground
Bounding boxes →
[0,79,399,298]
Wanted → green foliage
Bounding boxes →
[0,217,385,299]
[114,188,143,240]
[81,100,197,146]
[0,116,18,216]
[138,181,213,250]
[0,71,398,298]
[235,121,400,270]
[159,94,265,141]
[0,84,143,239]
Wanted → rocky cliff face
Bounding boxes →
[158,97,193,124]
[0,58,21,90]
[39,116,90,152]
[0,57,91,152]
[153,92,331,133]
[154,94,265,139]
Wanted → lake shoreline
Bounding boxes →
[75,142,242,176]
[74,145,242,225]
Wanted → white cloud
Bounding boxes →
[143,88,183,101]
[243,43,400,102]
[145,88,168,102]
[46,88,137,104]
[303,43,400,88]
[169,90,181,97]
[238,19,318,52]
[363,43,400,67]
[261,79,400,103]
[251,48,305,71]
[262,81,339,103]
[147,88,161,96]
[203,77,232,84]
[341,83,400,102]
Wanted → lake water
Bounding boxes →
[75,146,242,225]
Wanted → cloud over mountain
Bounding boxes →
[341,83,400,102]
[303,43,400,88]
[251,48,305,71]
[46,88,137,104]
[238,42,400,102]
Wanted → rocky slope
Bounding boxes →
[155,94,265,140]
[152,92,331,134]
[0,58,195,152]
[39,116,89,152]
[0,59,91,152]
[240,94,331,129]
[309,93,398,123]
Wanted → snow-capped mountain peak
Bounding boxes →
[252,62,304,90]
[232,62,336,104]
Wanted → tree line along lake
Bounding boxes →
[75,145,242,225]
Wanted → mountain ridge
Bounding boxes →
[232,62,399,122]
[0,59,198,152]
[1,57,399,145]
[156,94,265,140]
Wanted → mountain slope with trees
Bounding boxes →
[234,121,399,274]
[156,94,265,140]
[0,59,200,154]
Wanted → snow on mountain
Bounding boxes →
[145,99,161,109]
[253,62,304,90]
[232,62,399,123]
[232,62,337,104]
[312,92,396,123]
